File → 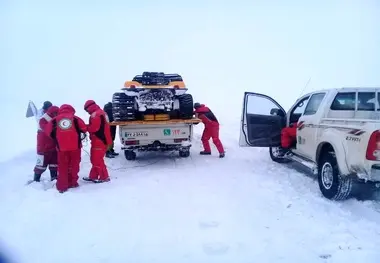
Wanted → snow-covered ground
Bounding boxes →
[2,1,380,262]
[1,120,380,263]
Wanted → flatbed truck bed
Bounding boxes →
[110,118,202,160]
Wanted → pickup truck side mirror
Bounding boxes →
[270,108,285,117]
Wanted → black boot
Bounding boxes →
[219,152,225,158]
[50,170,57,181]
[105,151,115,158]
[110,149,119,156]
[93,178,111,183]
[34,173,41,182]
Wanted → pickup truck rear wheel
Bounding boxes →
[318,152,353,200]
[269,147,291,163]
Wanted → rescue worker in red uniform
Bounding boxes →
[104,102,118,158]
[45,104,87,193]
[33,103,59,182]
[280,122,298,149]
[194,102,225,158]
[83,100,112,183]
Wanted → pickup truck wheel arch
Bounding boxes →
[316,141,349,175]
[316,142,334,165]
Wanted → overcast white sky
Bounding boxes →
[1,0,379,161]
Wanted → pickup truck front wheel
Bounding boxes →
[318,152,353,200]
[269,147,291,163]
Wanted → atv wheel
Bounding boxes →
[269,147,291,163]
[112,92,137,121]
[177,94,194,119]
[318,151,353,200]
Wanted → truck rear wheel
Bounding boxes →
[124,150,136,161]
[318,152,353,200]
[179,149,190,158]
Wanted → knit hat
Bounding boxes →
[194,102,201,109]
[84,100,96,111]
[42,101,52,110]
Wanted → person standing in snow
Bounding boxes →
[83,100,112,183]
[194,102,225,158]
[103,102,119,158]
[33,103,59,182]
[45,104,87,193]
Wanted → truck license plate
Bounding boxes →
[125,131,148,137]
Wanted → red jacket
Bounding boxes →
[195,104,219,127]
[45,104,87,152]
[36,106,59,153]
[84,100,112,148]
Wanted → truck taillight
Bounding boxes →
[125,140,139,145]
[366,131,380,160]
[174,138,187,143]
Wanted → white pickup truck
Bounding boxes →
[239,88,380,200]
[110,118,201,160]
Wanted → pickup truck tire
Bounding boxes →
[318,152,353,200]
[177,94,194,119]
[269,147,291,163]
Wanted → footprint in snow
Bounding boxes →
[202,242,229,256]
[199,220,220,229]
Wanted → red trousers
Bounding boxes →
[202,124,225,153]
[57,149,81,192]
[281,126,297,148]
[89,147,109,181]
[34,150,58,175]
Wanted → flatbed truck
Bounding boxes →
[110,118,202,160]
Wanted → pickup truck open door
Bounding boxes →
[239,92,286,147]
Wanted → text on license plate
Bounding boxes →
[125,131,148,137]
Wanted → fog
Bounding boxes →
[1,0,380,162]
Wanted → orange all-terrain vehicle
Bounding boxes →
[111,72,194,122]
